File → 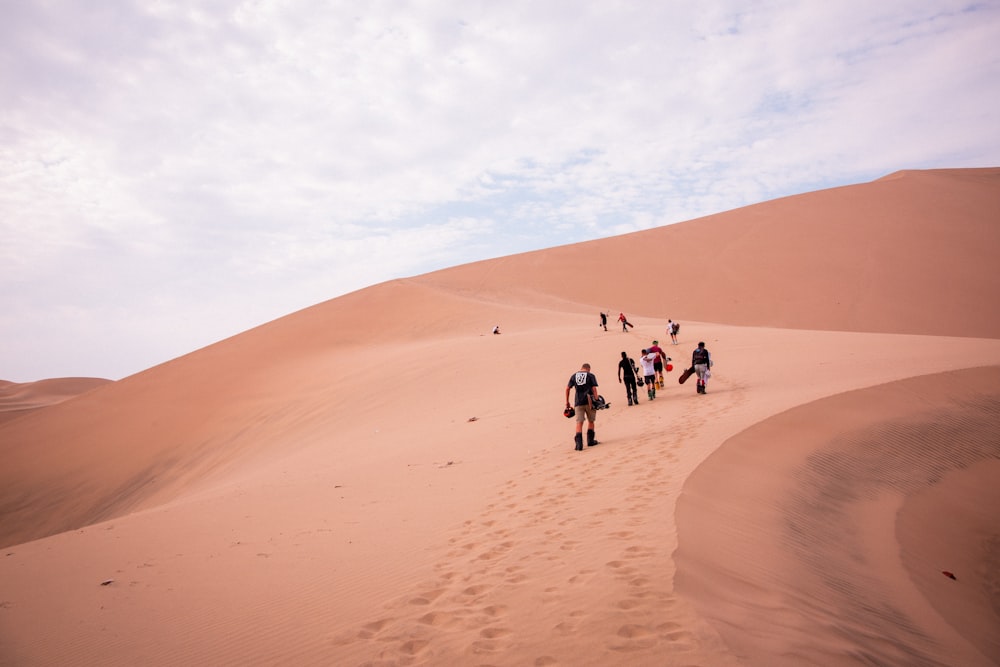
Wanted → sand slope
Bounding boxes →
[419,167,1000,338]
[1,168,998,666]
[676,366,1000,666]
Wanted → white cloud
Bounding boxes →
[1,0,998,380]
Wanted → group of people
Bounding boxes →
[617,341,671,404]
[565,322,713,450]
[599,311,634,332]
[600,311,680,344]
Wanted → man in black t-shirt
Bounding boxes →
[617,351,639,406]
[565,362,600,451]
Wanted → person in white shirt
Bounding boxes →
[639,349,659,401]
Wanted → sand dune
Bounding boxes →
[0,377,111,425]
[419,167,1000,338]
[1,168,998,666]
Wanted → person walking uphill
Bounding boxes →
[692,341,712,394]
[618,312,634,332]
[640,348,658,401]
[618,351,640,406]
[648,340,670,389]
[566,363,600,450]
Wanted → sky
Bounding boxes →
[2,1,999,382]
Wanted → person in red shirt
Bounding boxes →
[647,340,670,389]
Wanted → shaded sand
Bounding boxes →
[676,366,1000,666]
[1,168,999,665]
[898,458,1000,664]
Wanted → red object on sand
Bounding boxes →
[665,363,673,372]
[942,571,957,580]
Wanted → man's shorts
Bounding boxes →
[575,403,596,423]
[653,361,663,373]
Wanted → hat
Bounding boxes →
[652,340,658,344]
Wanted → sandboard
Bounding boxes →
[678,366,695,384]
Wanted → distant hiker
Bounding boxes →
[668,319,680,345]
[692,341,713,394]
[639,349,658,401]
[565,363,600,450]
[618,312,634,332]
[600,311,608,331]
[492,325,501,335]
[648,340,670,389]
[618,351,640,406]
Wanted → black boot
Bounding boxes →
[574,433,583,451]
[587,429,599,446]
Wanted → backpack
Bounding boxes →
[672,322,680,334]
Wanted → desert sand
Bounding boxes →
[1,168,998,666]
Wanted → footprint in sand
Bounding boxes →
[407,588,446,606]
[417,611,454,627]
[356,618,393,639]
[622,544,655,559]
[608,624,658,652]
[505,569,528,584]
[552,620,575,635]
[615,598,643,610]
[480,626,512,639]
[476,540,515,561]
[616,624,653,639]
[397,638,430,656]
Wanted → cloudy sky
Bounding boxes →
[2,1,998,381]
